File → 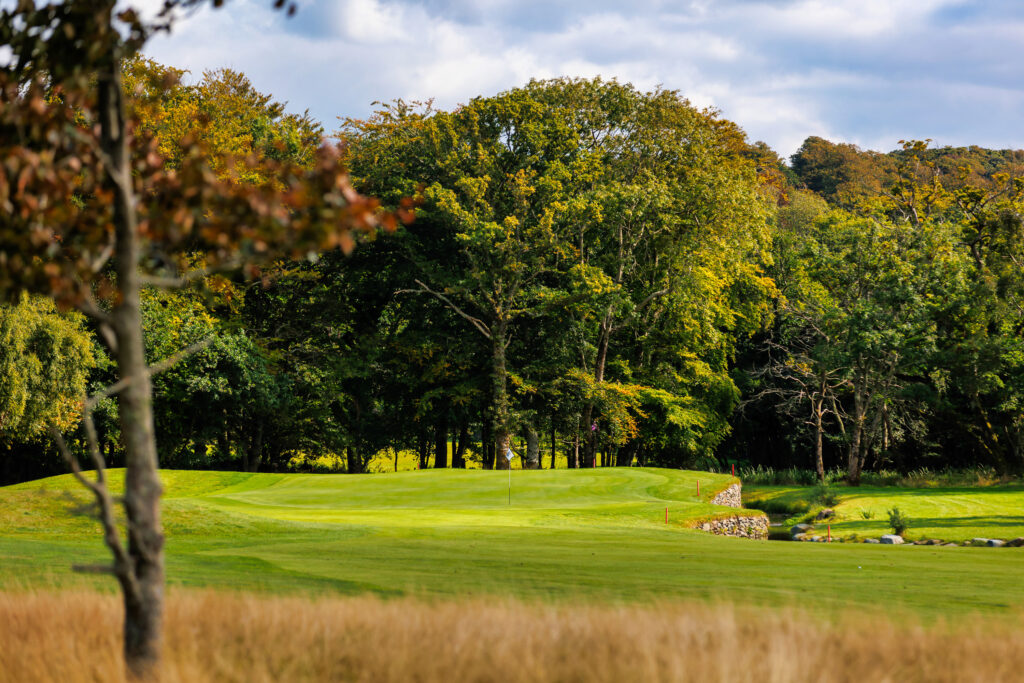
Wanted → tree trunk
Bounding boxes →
[417,426,429,469]
[550,415,557,470]
[847,389,866,486]
[492,325,511,470]
[524,425,540,469]
[245,422,263,473]
[813,394,825,483]
[347,445,364,474]
[481,413,495,470]
[434,415,448,469]
[452,421,468,469]
[101,53,164,677]
[616,442,635,467]
[571,417,580,469]
[581,316,613,469]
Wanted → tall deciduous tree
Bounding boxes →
[0,1,393,674]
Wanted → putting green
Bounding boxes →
[2,468,1024,618]
[745,484,1024,542]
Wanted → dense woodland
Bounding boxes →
[3,58,1023,485]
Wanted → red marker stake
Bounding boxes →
[665,507,668,524]
[696,480,700,497]
[827,524,832,543]
[731,463,735,476]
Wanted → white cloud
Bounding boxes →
[138,0,1024,157]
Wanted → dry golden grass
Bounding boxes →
[1,590,1021,682]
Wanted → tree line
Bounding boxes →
[2,62,1022,487]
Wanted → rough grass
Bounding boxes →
[744,483,1024,541]
[2,589,1023,682]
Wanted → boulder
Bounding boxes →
[1006,537,1024,548]
[865,538,880,544]
[791,523,814,537]
[815,508,835,521]
[926,539,942,545]
[987,539,1006,547]
[943,543,959,547]
[971,538,990,547]
[880,535,904,545]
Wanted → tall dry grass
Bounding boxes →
[1,589,1021,682]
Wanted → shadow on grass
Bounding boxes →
[833,516,1024,533]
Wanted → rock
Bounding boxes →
[791,523,814,537]
[971,538,990,547]
[711,483,742,509]
[987,539,1006,547]
[943,543,959,547]
[815,508,835,521]
[865,538,880,544]
[926,539,942,545]
[1006,537,1024,548]
[913,540,928,545]
[880,535,904,544]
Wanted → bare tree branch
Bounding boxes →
[399,279,492,339]
[49,423,138,598]
[85,337,215,411]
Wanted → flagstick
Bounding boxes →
[508,465,511,505]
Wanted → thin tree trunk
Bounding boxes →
[813,394,825,483]
[550,415,557,469]
[453,421,468,469]
[572,417,580,469]
[492,325,511,470]
[481,413,495,470]
[101,51,164,676]
[434,414,448,469]
[847,389,866,486]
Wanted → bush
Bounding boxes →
[810,485,839,507]
[887,507,910,536]
[859,509,875,520]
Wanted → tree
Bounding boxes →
[344,83,601,470]
[0,1,393,674]
[0,295,96,482]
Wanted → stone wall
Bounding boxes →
[711,482,741,508]
[697,515,768,540]
[697,480,766,539]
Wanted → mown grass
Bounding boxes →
[744,483,1024,541]
[3,589,1024,683]
[3,468,1024,619]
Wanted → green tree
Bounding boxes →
[0,295,95,446]
[0,1,389,672]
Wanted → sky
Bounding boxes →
[140,0,1024,159]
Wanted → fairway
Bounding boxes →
[3,468,1024,619]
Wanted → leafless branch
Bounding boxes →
[399,279,492,339]
[49,423,138,597]
[84,337,214,411]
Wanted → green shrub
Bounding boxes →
[859,509,875,520]
[887,507,910,536]
[810,485,839,507]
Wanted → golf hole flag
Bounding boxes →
[506,448,516,461]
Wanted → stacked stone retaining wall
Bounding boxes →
[699,480,767,539]
[697,515,768,539]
